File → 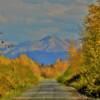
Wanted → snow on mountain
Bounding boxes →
[4,35,69,55]
[3,35,76,64]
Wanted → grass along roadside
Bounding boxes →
[0,55,41,99]
[0,83,36,100]
[57,65,100,99]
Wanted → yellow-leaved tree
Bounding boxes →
[81,0,100,97]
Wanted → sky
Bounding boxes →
[0,0,96,43]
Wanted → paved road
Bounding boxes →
[14,80,91,100]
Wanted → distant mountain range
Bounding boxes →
[0,40,15,48]
[0,40,15,55]
[0,35,80,64]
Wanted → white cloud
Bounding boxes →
[0,0,94,42]
[0,0,89,24]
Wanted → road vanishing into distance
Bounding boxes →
[14,80,92,100]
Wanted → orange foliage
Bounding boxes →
[40,60,68,78]
[13,55,41,77]
[0,55,41,77]
[0,54,68,79]
[0,56,11,65]
[68,40,84,74]
[54,59,68,74]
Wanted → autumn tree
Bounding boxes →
[82,0,100,90]
[68,39,83,74]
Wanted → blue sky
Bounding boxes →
[0,0,96,43]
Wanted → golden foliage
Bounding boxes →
[68,40,84,74]
[0,55,40,97]
[82,2,100,82]
[40,60,68,78]
[0,53,68,98]
[60,2,100,98]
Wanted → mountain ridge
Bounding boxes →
[0,35,79,64]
